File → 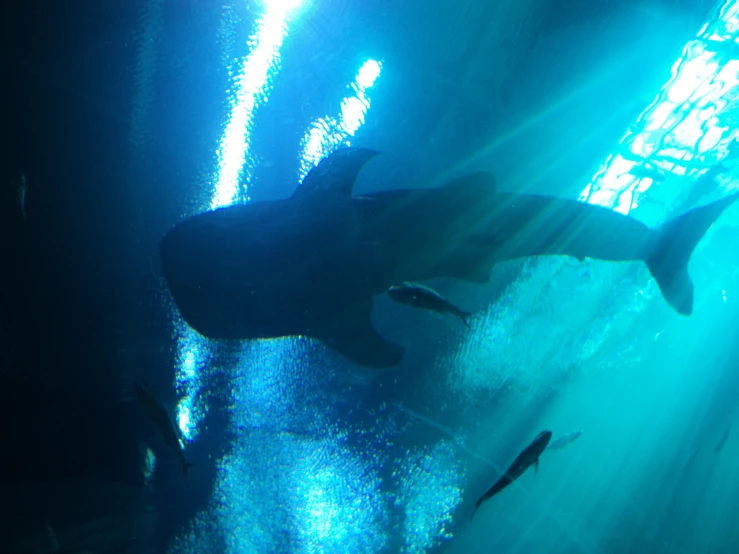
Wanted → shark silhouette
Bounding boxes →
[161,148,739,367]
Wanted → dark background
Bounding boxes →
[0,3,178,549]
[2,1,147,482]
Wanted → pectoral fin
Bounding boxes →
[314,299,405,368]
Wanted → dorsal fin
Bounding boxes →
[292,147,380,201]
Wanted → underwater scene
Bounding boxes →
[4,0,739,552]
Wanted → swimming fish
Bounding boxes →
[388,281,472,327]
[133,380,193,477]
[471,430,552,520]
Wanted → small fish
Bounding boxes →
[388,282,472,327]
[546,429,583,451]
[133,380,193,477]
[471,430,552,520]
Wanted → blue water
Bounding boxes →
[5,0,739,552]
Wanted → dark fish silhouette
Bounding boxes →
[388,281,472,327]
[471,430,552,520]
[134,381,193,476]
[160,148,739,367]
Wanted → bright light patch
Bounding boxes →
[163,2,401,552]
[395,441,464,552]
[171,333,396,552]
[177,408,192,439]
[211,2,301,209]
[208,431,389,553]
[340,95,370,135]
[292,452,380,547]
[356,59,382,89]
[229,337,306,431]
[173,0,301,454]
[265,0,303,10]
[666,51,718,104]
[450,0,739,401]
[581,0,739,215]
[299,59,383,181]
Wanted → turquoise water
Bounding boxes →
[153,2,737,552]
[8,0,739,552]
[162,1,739,552]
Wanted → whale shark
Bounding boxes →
[160,148,739,367]
[471,430,552,520]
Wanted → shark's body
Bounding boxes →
[471,430,552,520]
[161,148,739,367]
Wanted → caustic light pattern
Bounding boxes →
[450,0,739,400]
[582,0,739,218]
[299,59,383,181]
[167,1,739,553]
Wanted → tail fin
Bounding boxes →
[646,192,739,315]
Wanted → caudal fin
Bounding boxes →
[646,192,739,315]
